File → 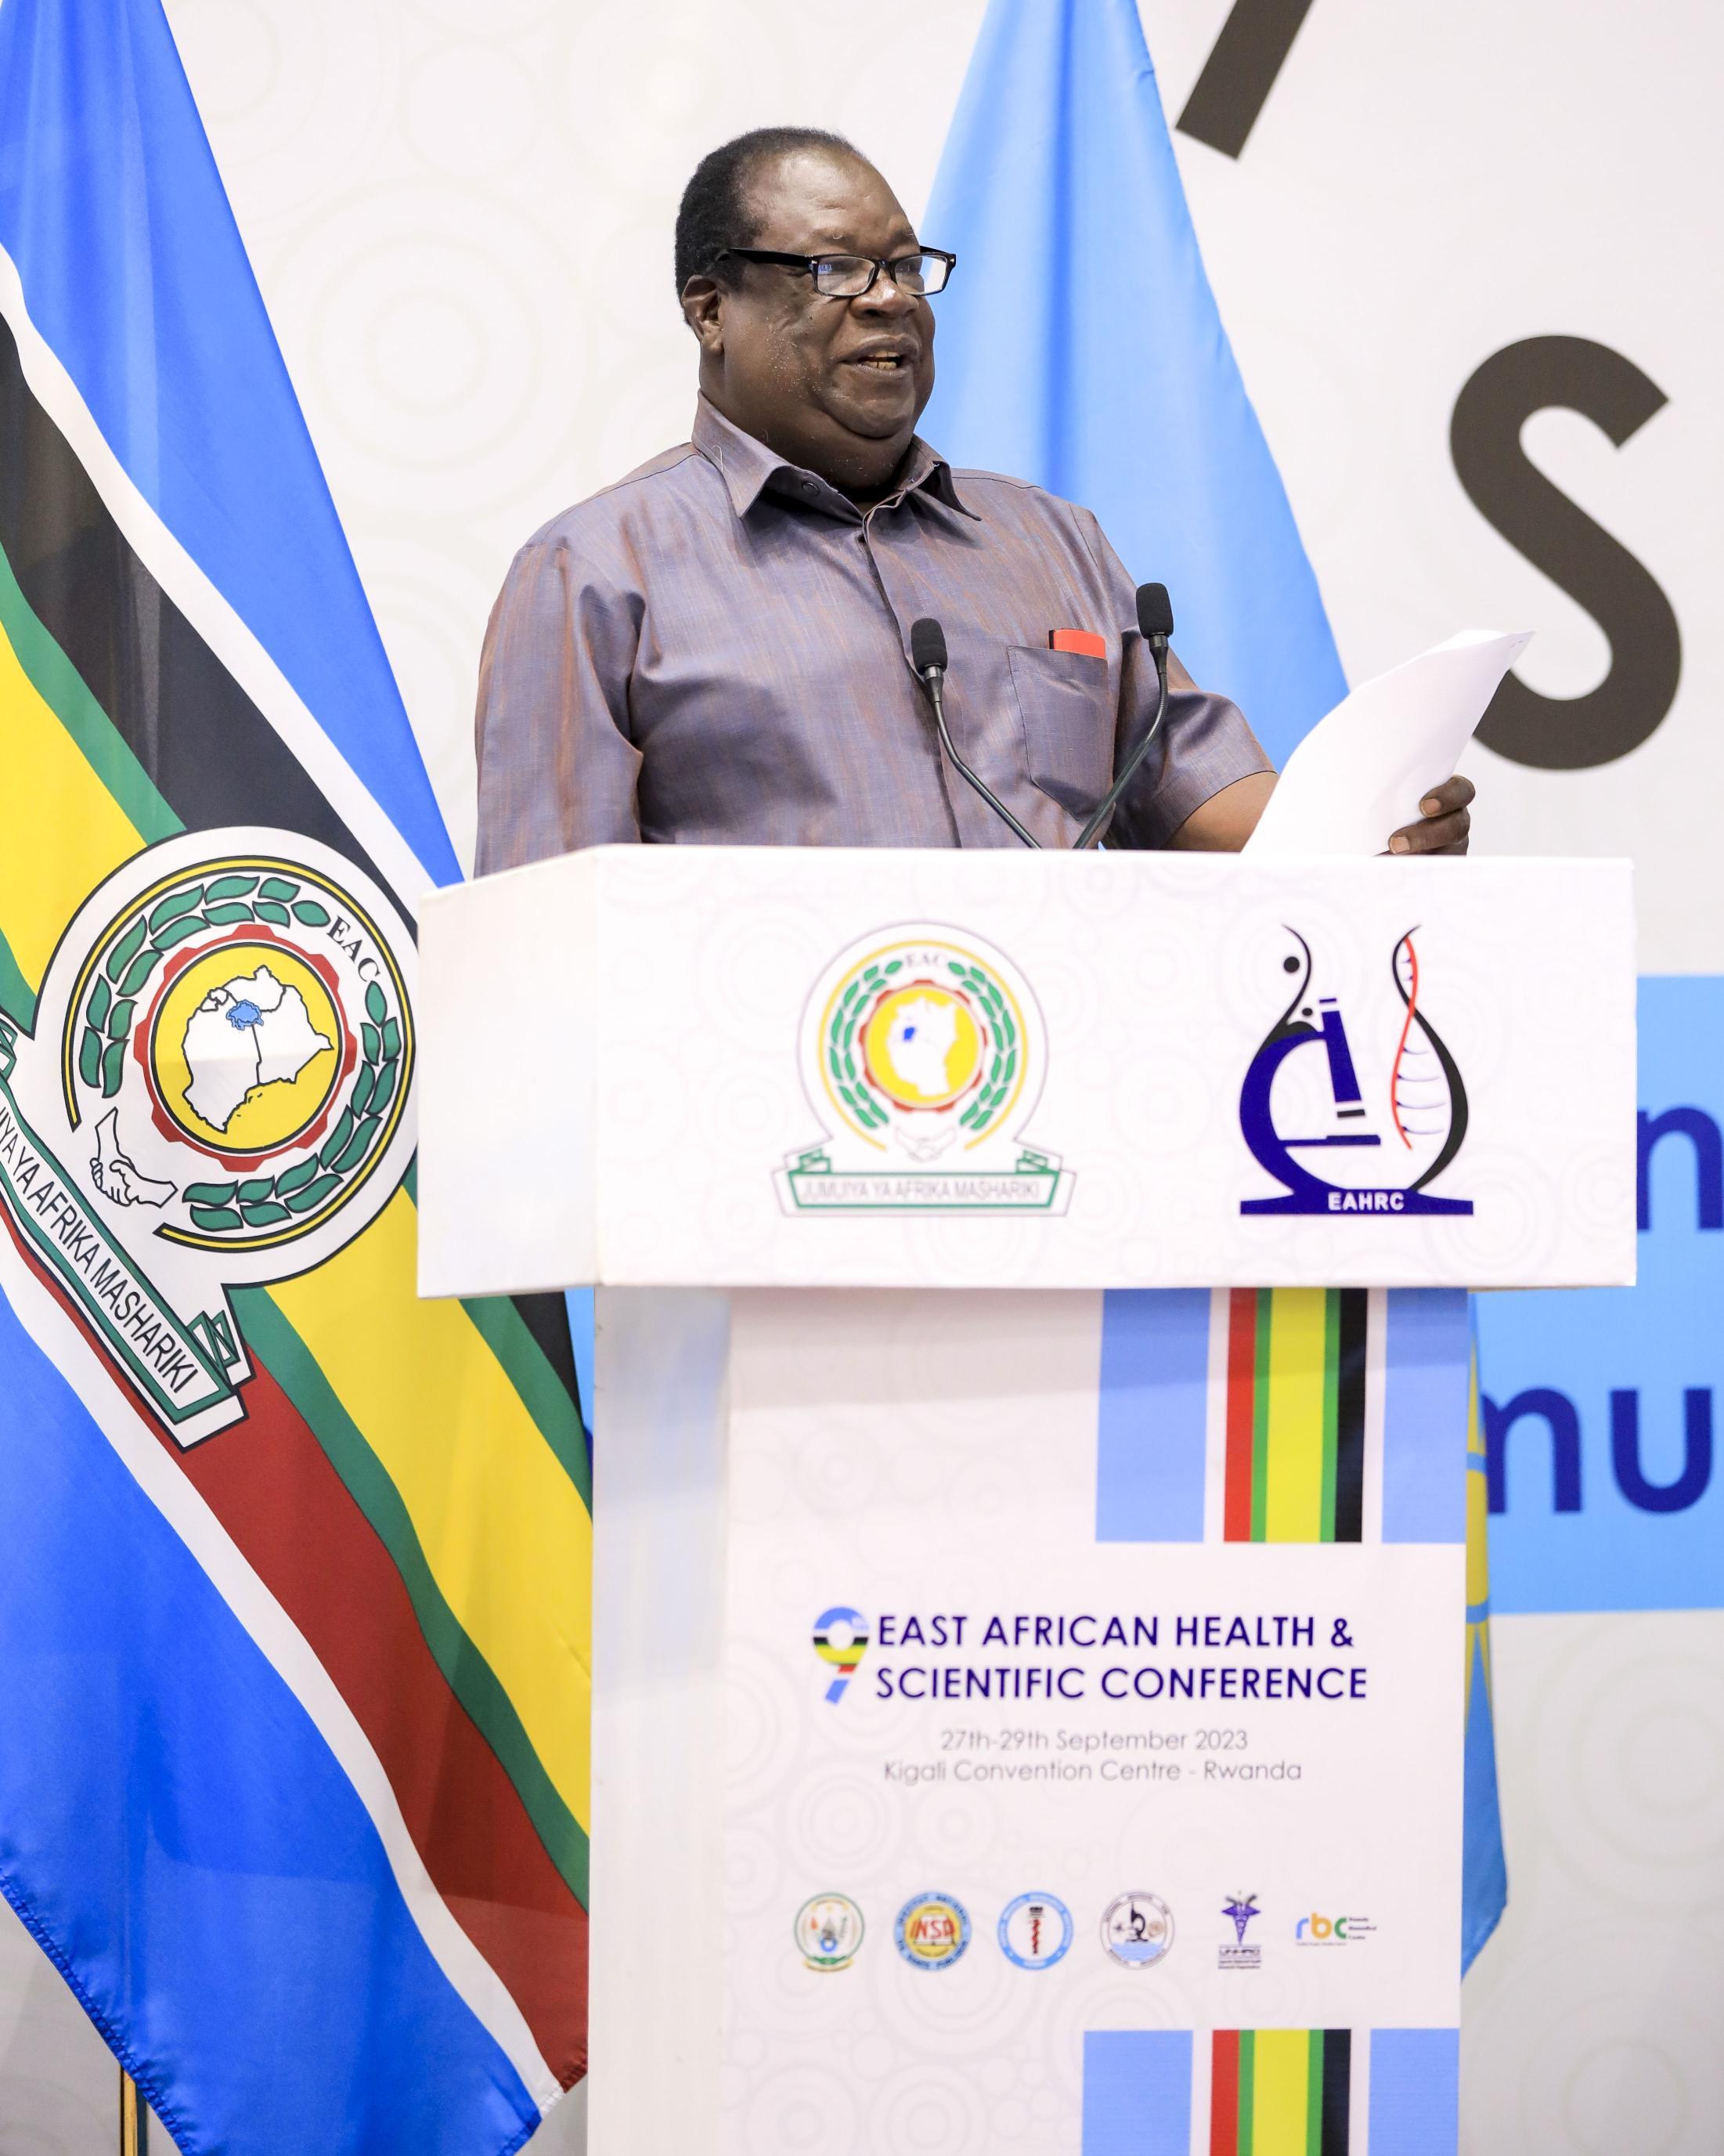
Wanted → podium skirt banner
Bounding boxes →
[589,1284,1470,2155]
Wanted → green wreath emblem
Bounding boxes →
[826,951,1019,1142]
[74,870,402,1237]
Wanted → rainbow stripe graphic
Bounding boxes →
[1208,2029,1351,2155]
[1082,2027,1459,2154]
[1092,1287,1506,1972]
[1096,1287,1470,1547]
[1223,1290,1369,1543]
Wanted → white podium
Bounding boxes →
[417,846,1633,2156]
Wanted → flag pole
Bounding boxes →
[120,2067,150,2154]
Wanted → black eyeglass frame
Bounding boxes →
[713,247,958,297]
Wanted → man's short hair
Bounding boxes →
[674,127,860,305]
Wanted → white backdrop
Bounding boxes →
[3,2,1716,2151]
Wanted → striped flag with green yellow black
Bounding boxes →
[1207,2028,1353,2154]
[1096,1287,1506,1970]
[1082,2024,1459,2153]
[0,1,589,2149]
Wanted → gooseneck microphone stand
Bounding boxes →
[911,584,1175,854]
[1073,583,1174,850]
[910,616,1042,850]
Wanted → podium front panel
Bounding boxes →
[589,1284,1469,2155]
[418,847,1633,1297]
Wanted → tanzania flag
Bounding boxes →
[0,2,589,2149]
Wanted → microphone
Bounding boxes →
[910,617,1041,850]
[1073,583,1174,850]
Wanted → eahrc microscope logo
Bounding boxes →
[1240,926,1473,1218]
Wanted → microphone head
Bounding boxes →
[1135,582,1174,643]
[910,616,949,675]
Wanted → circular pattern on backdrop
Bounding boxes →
[736,2061,861,2156]
[873,2068,991,2153]
[721,1828,783,1921]
[1563,2035,1686,2155]
[172,0,280,126]
[402,43,539,178]
[268,181,586,515]
[169,0,398,215]
[1562,1638,1724,1888]
[786,1763,900,1882]
[408,0,561,34]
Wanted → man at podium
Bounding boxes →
[474,128,1473,869]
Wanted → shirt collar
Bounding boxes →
[691,395,977,521]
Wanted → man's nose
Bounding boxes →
[854,268,916,317]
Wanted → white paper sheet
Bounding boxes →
[1243,628,1532,856]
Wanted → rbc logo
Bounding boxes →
[1295,1912,1374,1943]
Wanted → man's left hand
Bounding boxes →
[1389,774,1473,855]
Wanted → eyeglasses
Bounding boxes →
[716,247,957,298]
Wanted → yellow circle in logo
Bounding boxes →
[895,1894,970,1970]
[861,985,983,1110]
[150,941,342,1154]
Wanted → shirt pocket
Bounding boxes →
[1007,643,1114,817]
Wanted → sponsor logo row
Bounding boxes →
[795,1890,1376,1974]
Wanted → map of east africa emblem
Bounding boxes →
[776,925,1071,1214]
[0,829,416,1447]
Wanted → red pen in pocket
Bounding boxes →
[1049,627,1106,658]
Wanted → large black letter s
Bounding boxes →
[1451,337,1681,770]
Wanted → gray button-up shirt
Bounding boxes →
[474,398,1269,870]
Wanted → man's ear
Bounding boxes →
[680,276,724,351]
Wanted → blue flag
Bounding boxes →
[921,0,1346,768]
[923,0,1506,1973]
[0,1,593,2147]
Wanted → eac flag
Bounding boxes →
[922,0,1506,1970]
[0,0,590,2147]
